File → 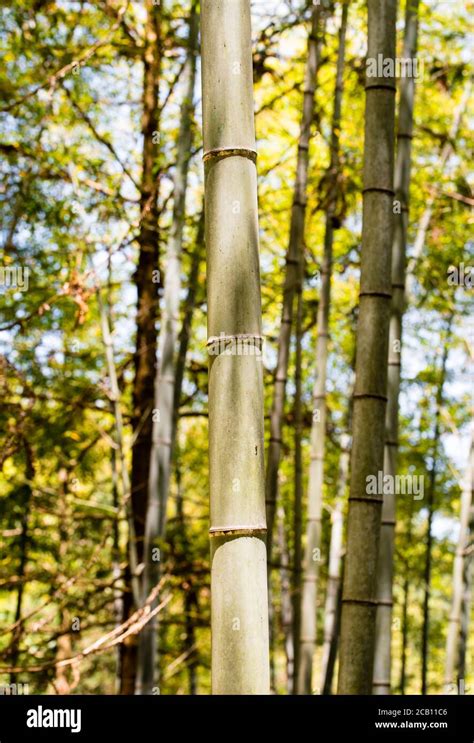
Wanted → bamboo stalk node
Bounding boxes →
[151,436,172,447]
[352,392,388,402]
[362,186,395,197]
[206,334,264,345]
[358,290,392,299]
[202,147,257,164]
[209,525,267,538]
[365,82,397,93]
[206,334,264,359]
[348,495,383,505]
[342,597,378,607]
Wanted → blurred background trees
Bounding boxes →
[0,0,472,695]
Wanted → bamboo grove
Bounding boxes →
[0,0,472,696]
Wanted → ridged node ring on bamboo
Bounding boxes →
[364,82,397,93]
[209,525,267,538]
[202,147,257,164]
[358,290,392,299]
[362,186,395,196]
[206,333,264,356]
[348,495,384,505]
[352,391,388,402]
[342,597,378,607]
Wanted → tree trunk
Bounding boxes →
[322,557,344,695]
[121,0,161,695]
[421,486,435,695]
[54,471,73,695]
[265,3,325,562]
[337,0,397,695]
[111,446,123,693]
[172,210,205,442]
[9,439,34,683]
[277,506,294,693]
[176,458,200,695]
[106,257,124,694]
[201,0,270,694]
[372,0,420,695]
[291,256,304,692]
[320,432,350,694]
[97,286,144,691]
[136,0,199,695]
[398,497,414,695]
[458,507,473,688]
[421,321,451,695]
[97,289,140,608]
[298,1,348,694]
[444,430,473,690]
[399,574,410,694]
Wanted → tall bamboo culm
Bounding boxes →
[201,0,270,694]
[297,1,348,694]
[372,0,420,695]
[337,0,397,695]
[444,431,473,691]
[320,431,350,693]
[265,2,326,562]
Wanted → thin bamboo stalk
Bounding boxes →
[298,1,348,694]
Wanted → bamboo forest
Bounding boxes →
[0,0,473,703]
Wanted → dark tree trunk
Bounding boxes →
[120,0,161,695]
[9,439,34,682]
